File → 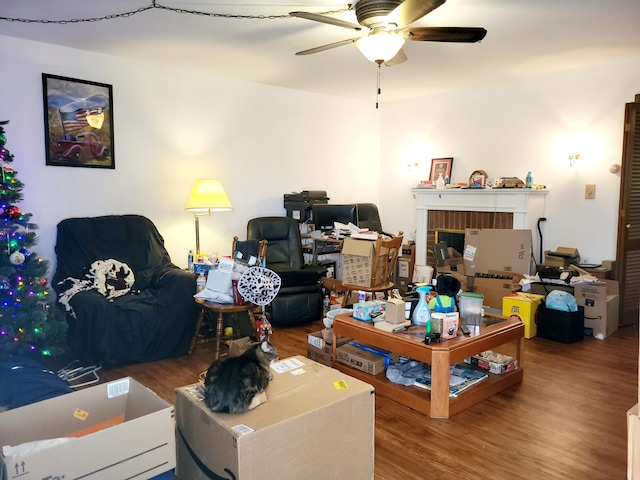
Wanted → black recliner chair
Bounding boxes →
[52,215,199,365]
[247,216,324,326]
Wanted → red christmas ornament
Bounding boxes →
[5,205,20,220]
[37,277,47,286]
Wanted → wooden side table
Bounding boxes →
[190,299,257,360]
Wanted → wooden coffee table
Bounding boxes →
[332,313,524,418]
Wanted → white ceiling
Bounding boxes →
[2,0,640,103]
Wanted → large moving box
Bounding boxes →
[176,356,374,480]
[573,280,619,339]
[463,229,533,276]
[0,378,175,480]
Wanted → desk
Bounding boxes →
[309,236,342,265]
[332,313,524,418]
[190,300,257,359]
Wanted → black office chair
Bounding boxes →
[357,203,393,237]
[247,217,325,326]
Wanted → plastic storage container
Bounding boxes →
[459,292,484,326]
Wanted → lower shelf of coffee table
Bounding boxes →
[333,361,523,418]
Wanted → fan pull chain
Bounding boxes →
[376,61,382,109]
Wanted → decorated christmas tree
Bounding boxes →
[0,120,67,357]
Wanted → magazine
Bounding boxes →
[413,364,488,398]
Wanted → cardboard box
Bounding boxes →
[175,356,374,480]
[434,244,464,270]
[544,247,581,268]
[582,266,614,280]
[341,237,378,288]
[336,342,398,375]
[396,243,415,294]
[536,305,584,343]
[0,378,175,480]
[573,280,620,339]
[306,331,351,367]
[385,298,406,324]
[471,273,523,310]
[464,351,518,375]
[353,300,385,321]
[463,229,533,276]
[502,292,545,339]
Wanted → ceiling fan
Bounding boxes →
[290,0,487,65]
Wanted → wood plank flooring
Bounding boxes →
[96,320,638,480]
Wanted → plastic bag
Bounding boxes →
[545,290,577,312]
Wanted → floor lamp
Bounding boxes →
[185,179,232,254]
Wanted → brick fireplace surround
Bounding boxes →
[411,188,549,268]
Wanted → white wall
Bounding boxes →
[2,34,638,277]
[381,56,640,265]
[0,35,381,275]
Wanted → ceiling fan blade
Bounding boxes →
[386,0,446,28]
[399,26,487,43]
[290,11,363,31]
[384,48,407,66]
[295,38,359,56]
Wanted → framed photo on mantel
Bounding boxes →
[429,157,453,182]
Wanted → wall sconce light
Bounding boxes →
[609,164,621,173]
[185,179,233,254]
[568,153,581,167]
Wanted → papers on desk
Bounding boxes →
[332,222,379,240]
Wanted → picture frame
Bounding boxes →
[429,157,453,182]
[42,73,115,169]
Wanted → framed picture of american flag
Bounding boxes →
[42,74,115,169]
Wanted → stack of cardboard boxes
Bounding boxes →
[436,229,532,310]
[434,230,620,340]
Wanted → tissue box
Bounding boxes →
[352,301,385,322]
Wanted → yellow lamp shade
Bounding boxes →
[185,179,233,212]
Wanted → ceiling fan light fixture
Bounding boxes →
[356,32,405,63]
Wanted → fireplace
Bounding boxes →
[412,188,548,267]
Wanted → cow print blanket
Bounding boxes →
[57,259,135,317]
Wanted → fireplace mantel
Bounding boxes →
[411,188,548,266]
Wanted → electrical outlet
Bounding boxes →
[585,184,596,199]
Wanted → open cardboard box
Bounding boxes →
[0,377,175,480]
[342,237,381,288]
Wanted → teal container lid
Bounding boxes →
[459,292,484,299]
[416,285,432,293]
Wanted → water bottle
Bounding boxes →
[412,286,432,334]
[196,272,206,292]
[188,249,194,272]
[525,171,533,188]
[323,295,330,317]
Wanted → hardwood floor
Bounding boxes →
[96,320,638,480]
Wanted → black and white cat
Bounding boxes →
[203,339,278,414]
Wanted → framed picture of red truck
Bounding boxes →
[42,74,115,169]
